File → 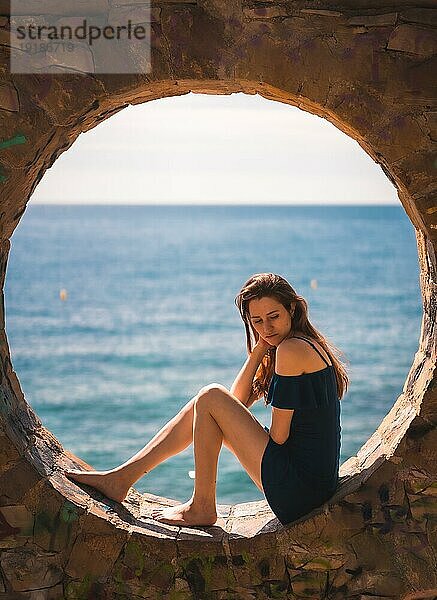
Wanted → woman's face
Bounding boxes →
[247,296,293,346]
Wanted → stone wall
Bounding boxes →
[0,0,436,598]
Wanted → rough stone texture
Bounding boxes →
[0,0,436,598]
[0,82,19,112]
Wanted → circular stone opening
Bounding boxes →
[7,92,416,512]
[0,4,436,596]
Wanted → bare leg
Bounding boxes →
[151,384,270,526]
[64,395,198,501]
[151,395,223,525]
[192,407,223,509]
[63,392,243,503]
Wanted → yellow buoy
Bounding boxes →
[60,288,68,301]
[310,279,318,289]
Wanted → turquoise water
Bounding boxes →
[5,204,421,504]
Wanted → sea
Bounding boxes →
[5,204,422,505]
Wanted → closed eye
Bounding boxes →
[253,315,279,324]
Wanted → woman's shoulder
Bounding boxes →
[278,335,308,347]
[275,338,307,376]
[277,335,314,355]
[276,334,332,373]
[276,335,331,375]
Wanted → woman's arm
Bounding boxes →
[230,341,271,407]
[269,339,304,443]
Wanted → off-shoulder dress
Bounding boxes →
[261,336,341,525]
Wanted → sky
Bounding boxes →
[31,92,398,205]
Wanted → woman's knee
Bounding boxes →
[196,383,228,404]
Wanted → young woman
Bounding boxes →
[64,273,348,527]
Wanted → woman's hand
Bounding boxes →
[252,336,275,357]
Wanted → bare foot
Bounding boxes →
[64,469,131,503]
[151,499,217,527]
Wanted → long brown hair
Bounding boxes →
[234,273,349,404]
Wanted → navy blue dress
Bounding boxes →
[260,336,341,526]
